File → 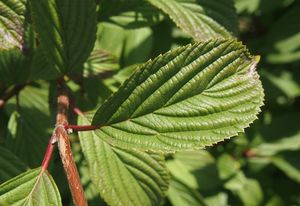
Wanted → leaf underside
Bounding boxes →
[92,39,264,152]
[0,168,62,206]
[78,115,170,206]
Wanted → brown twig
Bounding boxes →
[0,84,26,108]
[56,81,87,206]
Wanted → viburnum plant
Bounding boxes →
[0,0,264,205]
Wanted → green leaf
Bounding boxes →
[253,133,300,156]
[29,0,97,74]
[5,84,52,167]
[148,0,237,40]
[264,2,300,64]
[0,146,27,184]
[0,0,26,50]
[83,50,119,78]
[78,114,170,206]
[0,167,62,205]
[168,178,207,206]
[0,50,29,86]
[225,172,263,206]
[272,156,300,184]
[92,39,264,152]
[98,0,163,28]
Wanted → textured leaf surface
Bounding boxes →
[92,39,264,152]
[148,0,237,40]
[78,115,169,206]
[0,0,26,50]
[98,0,163,28]
[0,168,62,205]
[0,146,27,184]
[5,84,52,167]
[29,0,97,74]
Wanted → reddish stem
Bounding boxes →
[65,124,99,132]
[56,81,87,206]
[41,134,56,170]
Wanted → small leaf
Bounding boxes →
[0,168,62,205]
[0,0,26,50]
[0,146,27,184]
[98,0,163,28]
[92,39,264,152]
[148,0,237,40]
[78,114,170,206]
[29,0,97,74]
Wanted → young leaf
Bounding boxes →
[29,0,97,74]
[147,0,237,40]
[92,39,264,152]
[0,0,26,50]
[0,146,27,184]
[78,115,170,206]
[0,168,62,205]
[98,0,163,28]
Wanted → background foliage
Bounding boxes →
[0,0,300,205]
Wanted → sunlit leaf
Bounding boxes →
[0,168,62,205]
[148,0,237,40]
[92,39,264,152]
[78,114,170,206]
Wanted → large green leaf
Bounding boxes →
[0,167,62,205]
[0,146,27,184]
[29,0,97,74]
[147,0,237,40]
[98,0,163,28]
[92,39,264,152]
[5,84,52,167]
[78,115,169,206]
[0,0,26,50]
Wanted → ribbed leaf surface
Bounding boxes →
[78,115,169,206]
[92,39,264,152]
[0,168,62,205]
[0,0,26,50]
[29,0,97,74]
[0,146,27,184]
[148,0,237,40]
